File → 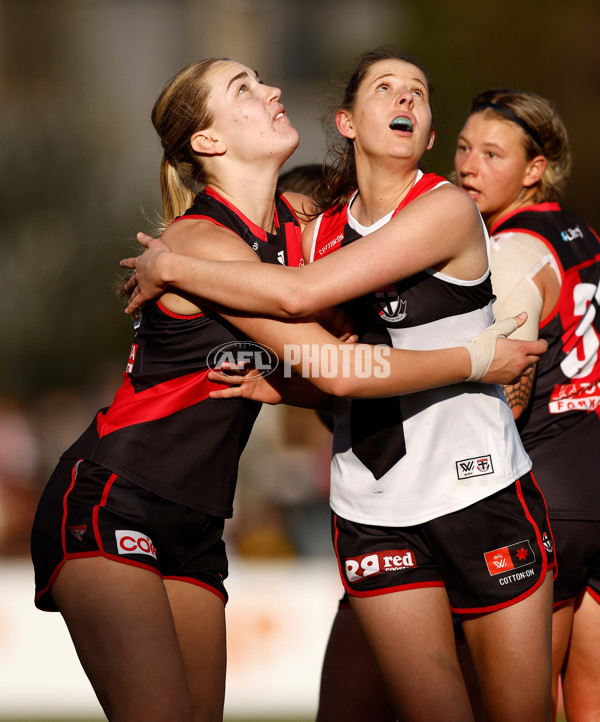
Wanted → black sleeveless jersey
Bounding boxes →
[63,188,303,518]
[491,203,600,518]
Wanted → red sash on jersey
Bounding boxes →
[313,172,447,259]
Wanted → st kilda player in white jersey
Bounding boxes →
[309,169,553,609]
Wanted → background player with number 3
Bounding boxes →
[455,87,600,721]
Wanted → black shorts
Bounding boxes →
[550,518,600,605]
[333,473,555,614]
[31,458,229,612]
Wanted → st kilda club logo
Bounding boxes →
[207,341,279,380]
[374,286,407,322]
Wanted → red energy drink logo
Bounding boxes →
[345,549,416,582]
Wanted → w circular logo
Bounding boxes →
[207,341,279,379]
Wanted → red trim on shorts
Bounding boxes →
[92,472,118,554]
[164,575,227,605]
[452,476,552,615]
[35,460,81,608]
[347,580,445,598]
[332,512,446,598]
[587,586,600,605]
[516,476,549,572]
[530,471,558,580]
[332,513,349,592]
[452,570,553,615]
[60,460,80,555]
[553,597,575,611]
[554,587,600,610]
[97,552,162,577]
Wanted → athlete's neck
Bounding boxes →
[209,182,278,233]
[205,165,281,233]
[352,164,419,226]
[484,191,537,231]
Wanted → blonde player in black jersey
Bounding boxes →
[122,49,554,722]
[455,88,600,722]
[32,57,542,722]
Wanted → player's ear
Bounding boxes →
[335,109,355,140]
[523,155,547,187]
[191,129,226,156]
[426,127,435,151]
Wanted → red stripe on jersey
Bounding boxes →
[205,187,271,241]
[391,172,447,216]
[170,190,303,267]
[282,222,304,267]
[313,209,348,259]
[314,172,447,260]
[490,203,561,235]
[278,194,305,267]
[156,299,205,320]
[96,370,229,437]
[171,213,230,231]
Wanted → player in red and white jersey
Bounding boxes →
[122,49,553,722]
[455,87,600,720]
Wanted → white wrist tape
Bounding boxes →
[465,316,520,382]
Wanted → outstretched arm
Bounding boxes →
[121,185,484,316]
[217,310,546,399]
[209,313,546,403]
[125,217,546,400]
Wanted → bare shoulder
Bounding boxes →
[282,191,315,226]
[161,218,259,263]
[386,182,482,240]
[425,182,480,217]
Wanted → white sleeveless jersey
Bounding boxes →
[310,173,531,526]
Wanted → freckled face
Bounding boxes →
[204,60,299,163]
[454,113,533,224]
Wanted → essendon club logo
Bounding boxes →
[484,540,535,576]
[373,287,407,322]
[456,454,494,479]
[345,549,416,582]
[68,524,87,541]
